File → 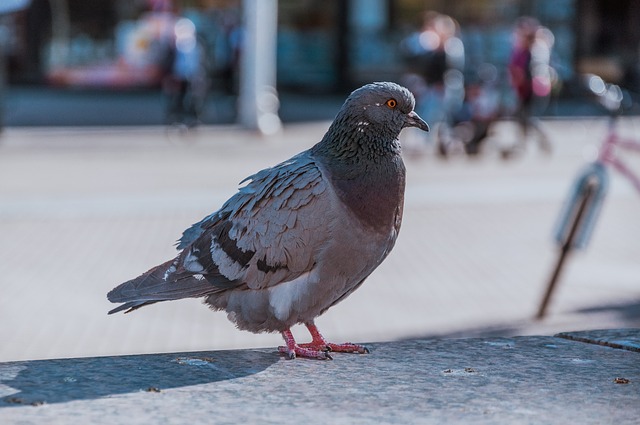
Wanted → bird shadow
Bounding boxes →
[0,349,277,407]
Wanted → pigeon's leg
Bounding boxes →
[302,322,369,354]
[278,329,332,360]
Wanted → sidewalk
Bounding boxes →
[0,330,638,424]
[0,118,639,363]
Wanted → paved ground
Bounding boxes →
[1,330,639,424]
[0,118,639,362]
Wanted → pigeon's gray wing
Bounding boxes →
[177,152,324,246]
[108,151,330,313]
[180,151,329,289]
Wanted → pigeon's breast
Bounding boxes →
[266,198,399,328]
[329,157,406,233]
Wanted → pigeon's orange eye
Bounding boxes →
[385,99,397,109]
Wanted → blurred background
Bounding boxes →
[0,0,639,362]
[2,0,640,126]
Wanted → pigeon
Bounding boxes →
[107,82,429,360]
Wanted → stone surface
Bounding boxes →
[0,332,638,424]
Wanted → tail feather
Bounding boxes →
[107,300,158,315]
[107,259,216,314]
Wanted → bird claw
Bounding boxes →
[278,345,333,360]
[279,325,368,360]
[326,342,370,354]
[277,342,368,360]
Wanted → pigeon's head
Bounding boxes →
[342,82,429,135]
[314,82,429,163]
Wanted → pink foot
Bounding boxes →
[324,342,369,354]
[279,329,332,360]
[278,344,333,360]
[306,322,369,354]
[278,324,370,360]
[303,322,369,354]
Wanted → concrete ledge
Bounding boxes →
[1,330,638,424]
[557,329,640,352]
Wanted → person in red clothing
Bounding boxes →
[507,17,551,156]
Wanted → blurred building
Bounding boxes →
[2,0,640,93]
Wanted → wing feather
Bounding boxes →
[190,151,329,290]
[109,150,331,313]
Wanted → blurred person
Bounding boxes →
[506,17,552,156]
[199,1,242,94]
[164,15,207,127]
[122,1,175,77]
[400,11,465,157]
[450,63,502,156]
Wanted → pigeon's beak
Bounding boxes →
[404,110,429,132]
